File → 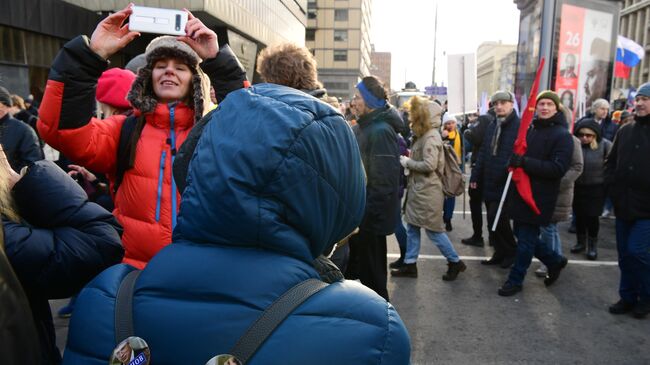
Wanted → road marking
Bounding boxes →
[386,253,618,266]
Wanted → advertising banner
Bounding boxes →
[554,1,617,126]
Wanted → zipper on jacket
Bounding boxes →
[155,149,167,222]
[168,103,178,230]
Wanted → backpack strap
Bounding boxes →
[114,269,142,344]
[114,115,139,194]
[230,278,328,364]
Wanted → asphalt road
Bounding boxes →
[51,196,650,364]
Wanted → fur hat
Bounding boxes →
[96,68,135,110]
[127,36,211,122]
[536,90,561,110]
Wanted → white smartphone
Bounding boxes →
[129,6,188,36]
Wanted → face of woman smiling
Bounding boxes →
[152,58,192,104]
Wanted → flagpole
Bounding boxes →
[492,171,513,232]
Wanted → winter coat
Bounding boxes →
[0,232,40,365]
[62,84,410,365]
[470,110,520,202]
[37,36,247,269]
[551,136,583,223]
[353,105,402,235]
[604,114,650,220]
[507,112,574,226]
[576,139,611,186]
[3,160,123,364]
[403,127,446,232]
[464,112,494,164]
[0,113,43,171]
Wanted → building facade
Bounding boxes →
[0,0,307,101]
[476,41,517,99]
[614,0,650,90]
[370,45,391,91]
[305,0,373,99]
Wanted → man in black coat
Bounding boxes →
[470,91,519,268]
[604,82,650,319]
[345,76,401,301]
[462,108,495,247]
[0,86,42,171]
[498,91,573,296]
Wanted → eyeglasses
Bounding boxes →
[577,133,596,138]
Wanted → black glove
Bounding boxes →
[509,154,525,168]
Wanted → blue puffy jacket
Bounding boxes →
[3,160,123,364]
[63,84,411,365]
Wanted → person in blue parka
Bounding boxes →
[1,152,124,364]
[62,83,411,364]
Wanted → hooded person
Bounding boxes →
[37,5,248,269]
[62,82,410,364]
[0,86,43,171]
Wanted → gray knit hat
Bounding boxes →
[127,36,211,122]
[637,82,650,98]
[0,86,13,107]
[490,90,514,104]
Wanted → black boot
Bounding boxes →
[570,234,587,253]
[390,263,418,278]
[586,237,598,261]
[389,257,405,269]
[442,260,466,281]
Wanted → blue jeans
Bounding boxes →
[404,223,460,263]
[615,219,650,304]
[395,205,407,258]
[508,222,564,286]
[540,223,562,255]
[443,197,455,222]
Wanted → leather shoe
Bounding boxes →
[498,281,522,296]
[461,236,484,247]
[481,256,503,266]
[544,257,568,287]
[609,299,635,315]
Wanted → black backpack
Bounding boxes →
[113,115,142,194]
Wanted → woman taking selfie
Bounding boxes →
[38,5,247,269]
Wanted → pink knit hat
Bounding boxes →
[96,68,135,110]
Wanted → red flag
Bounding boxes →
[510,58,546,215]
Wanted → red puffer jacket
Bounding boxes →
[38,36,247,268]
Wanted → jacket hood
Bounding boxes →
[381,105,407,135]
[574,118,602,141]
[174,84,366,263]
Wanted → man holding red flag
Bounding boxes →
[498,91,574,296]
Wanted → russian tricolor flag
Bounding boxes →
[615,35,645,79]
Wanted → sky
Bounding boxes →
[371,0,521,91]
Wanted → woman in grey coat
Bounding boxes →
[391,96,466,280]
[571,119,612,260]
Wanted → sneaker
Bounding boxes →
[632,301,650,319]
[534,264,548,278]
[609,299,636,315]
[544,257,568,287]
[390,263,418,278]
[498,281,523,296]
[461,236,484,247]
[389,257,405,269]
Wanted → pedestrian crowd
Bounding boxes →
[1,4,649,365]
